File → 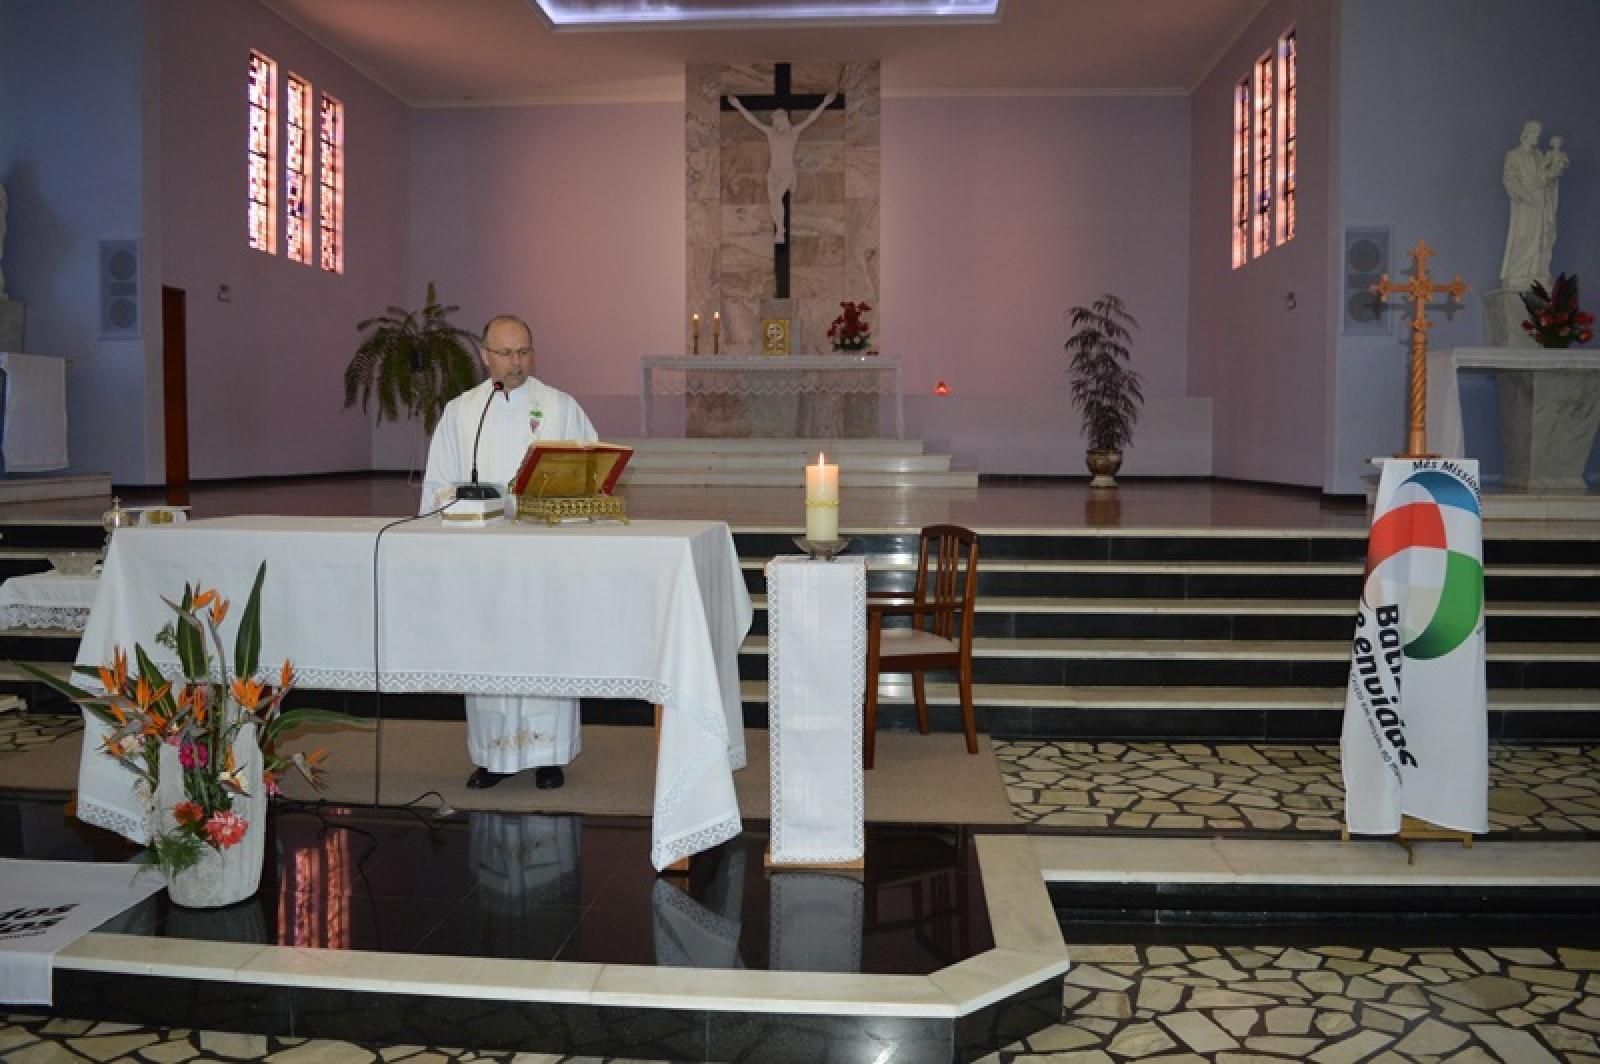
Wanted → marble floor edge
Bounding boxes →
[39,827,1064,1024]
[1032,835,1600,886]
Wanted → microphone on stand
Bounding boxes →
[456,381,504,501]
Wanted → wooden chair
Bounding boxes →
[864,524,980,769]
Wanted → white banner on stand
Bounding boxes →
[1342,459,1488,836]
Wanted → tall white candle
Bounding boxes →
[805,453,839,542]
[691,312,700,354]
[712,311,721,354]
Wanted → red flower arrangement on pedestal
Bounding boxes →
[827,301,873,352]
[1521,274,1594,348]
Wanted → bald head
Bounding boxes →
[479,314,535,392]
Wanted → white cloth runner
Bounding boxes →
[0,859,165,1005]
[0,572,99,631]
[74,516,753,870]
[0,353,69,472]
[764,556,866,865]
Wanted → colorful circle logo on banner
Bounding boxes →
[1362,470,1483,660]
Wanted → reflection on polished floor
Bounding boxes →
[0,797,991,977]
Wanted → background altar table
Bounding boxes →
[0,352,69,472]
[73,516,753,870]
[1427,348,1600,491]
[639,354,905,439]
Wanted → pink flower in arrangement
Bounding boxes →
[172,801,204,825]
[178,741,208,769]
[204,811,248,848]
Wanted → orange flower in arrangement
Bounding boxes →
[20,562,352,880]
[230,678,265,712]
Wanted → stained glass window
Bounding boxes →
[1233,76,1250,269]
[247,52,277,254]
[1254,50,1274,258]
[1278,29,1298,245]
[319,94,344,274]
[285,74,313,264]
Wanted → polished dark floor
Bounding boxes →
[0,797,992,976]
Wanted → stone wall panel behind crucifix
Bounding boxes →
[686,60,881,373]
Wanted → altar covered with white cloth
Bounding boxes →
[72,516,753,870]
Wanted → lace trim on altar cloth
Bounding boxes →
[673,373,889,398]
[77,796,151,846]
[131,662,676,704]
[1,605,90,633]
[653,812,741,872]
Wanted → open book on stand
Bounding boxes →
[511,441,633,524]
[512,441,632,498]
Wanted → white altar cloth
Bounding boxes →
[0,571,98,632]
[764,556,866,865]
[73,516,753,869]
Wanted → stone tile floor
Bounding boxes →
[12,718,1600,838]
[1000,943,1600,1062]
[7,717,1600,1060]
[996,739,1600,837]
[0,711,83,755]
[6,944,1599,1061]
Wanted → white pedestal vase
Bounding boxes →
[153,725,267,909]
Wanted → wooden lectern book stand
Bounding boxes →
[510,441,633,524]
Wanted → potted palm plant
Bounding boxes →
[344,282,480,434]
[1064,293,1143,487]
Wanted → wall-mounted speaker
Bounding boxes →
[1342,227,1392,335]
[99,240,139,338]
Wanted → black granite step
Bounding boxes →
[0,522,105,550]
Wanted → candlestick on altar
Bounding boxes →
[691,312,700,355]
[805,452,839,542]
[1372,239,1468,459]
[712,311,721,355]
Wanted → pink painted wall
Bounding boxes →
[399,93,1203,475]
[883,95,1201,474]
[381,102,686,467]
[158,0,410,480]
[1187,0,1335,489]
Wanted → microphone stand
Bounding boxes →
[456,381,505,501]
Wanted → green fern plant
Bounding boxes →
[344,282,480,434]
[1065,293,1144,452]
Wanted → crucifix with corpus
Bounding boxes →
[724,63,843,299]
[1373,239,1468,459]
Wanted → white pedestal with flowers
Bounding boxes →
[24,562,343,910]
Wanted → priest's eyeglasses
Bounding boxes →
[483,345,535,359]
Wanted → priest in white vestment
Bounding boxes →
[421,314,598,790]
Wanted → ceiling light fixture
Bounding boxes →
[531,0,1003,32]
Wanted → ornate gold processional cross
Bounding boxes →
[1372,240,1468,458]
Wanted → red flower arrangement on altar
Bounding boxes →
[1521,274,1594,348]
[22,563,346,877]
[827,301,873,352]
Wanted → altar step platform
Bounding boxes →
[615,437,979,488]
[0,474,111,505]
[3,525,1596,743]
